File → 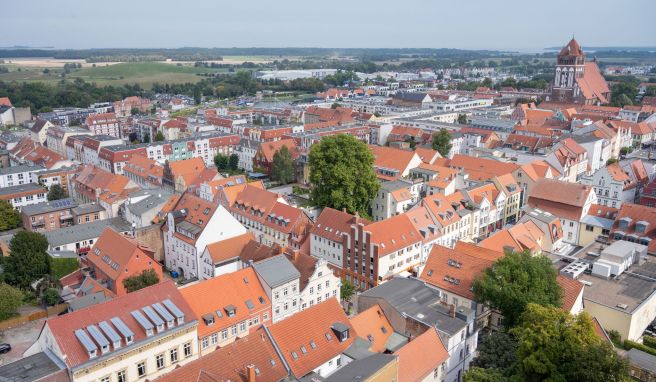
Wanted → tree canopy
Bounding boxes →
[309,134,379,216]
[472,250,562,327]
[122,269,160,293]
[47,184,67,201]
[511,304,628,382]
[271,145,295,184]
[0,200,21,231]
[466,304,629,382]
[214,153,229,170]
[432,128,453,157]
[0,283,23,320]
[4,231,50,289]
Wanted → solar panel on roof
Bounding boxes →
[75,329,98,354]
[152,303,175,323]
[142,306,164,327]
[98,321,121,344]
[86,325,110,351]
[110,317,134,340]
[131,310,154,334]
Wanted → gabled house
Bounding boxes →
[86,227,163,296]
[581,162,640,209]
[180,267,271,355]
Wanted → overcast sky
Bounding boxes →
[2,0,655,50]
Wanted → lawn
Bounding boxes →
[0,62,230,88]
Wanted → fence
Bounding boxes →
[0,304,67,331]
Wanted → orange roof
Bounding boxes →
[169,157,207,185]
[480,220,543,253]
[366,214,422,256]
[559,38,583,57]
[414,146,442,164]
[164,190,218,243]
[180,268,270,338]
[310,207,369,243]
[154,327,287,382]
[46,281,194,369]
[123,155,163,182]
[0,97,11,107]
[369,145,419,176]
[611,203,656,253]
[87,228,157,281]
[258,139,299,163]
[205,232,255,264]
[557,275,584,313]
[446,154,518,180]
[395,327,449,382]
[267,298,355,378]
[419,242,504,300]
[576,62,610,104]
[349,304,394,353]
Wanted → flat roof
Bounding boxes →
[44,217,132,247]
[324,354,397,381]
[0,164,45,175]
[0,182,46,197]
[0,351,65,381]
[21,198,78,216]
[252,255,300,288]
[578,258,656,313]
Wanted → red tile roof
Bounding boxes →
[366,214,422,256]
[311,207,369,243]
[45,281,194,369]
[395,327,449,382]
[557,275,584,313]
[205,232,255,264]
[154,327,287,382]
[349,304,394,353]
[180,268,270,338]
[267,298,355,378]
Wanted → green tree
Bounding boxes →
[464,367,508,382]
[214,153,228,170]
[154,131,165,141]
[457,114,468,124]
[511,304,629,382]
[4,231,50,289]
[606,157,618,165]
[481,77,493,88]
[42,288,60,306]
[193,86,202,104]
[47,184,67,201]
[0,200,21,231]
[309,134,379,216]
[471,332,517,371]
[228,154,239,170]
[122,269,160,293]
[432,129,453,157]
[142,132,150,143]
[130,107,140,116]
[0,283,23,320]
[472,250,562,327]
[271,145,295,184]
[331,102,342,109]
[340,279,355,301]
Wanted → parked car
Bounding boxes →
[0,343,11,354]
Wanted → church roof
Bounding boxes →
[576,62,610,104]
[560,38,583,57]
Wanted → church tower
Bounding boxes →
[552,38,586,102]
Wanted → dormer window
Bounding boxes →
[126,335,134,345]
[203,314,215,326]
[224,305,237,317]
[89,349,97,358]
[619,217,632,229]
[636,221,649,233]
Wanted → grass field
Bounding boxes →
[0,62,233,88]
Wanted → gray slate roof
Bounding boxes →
[324,354,397,382]
[71,203,105,216]
[0,164,45,175]
[0,351,65,382]
[125,189,173,216]
[0,182,46,197]
[252,254,300,288]
[627,348,656,373]
[359,277,472,336]
[44,217,132,247]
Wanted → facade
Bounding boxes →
[0,183,48,211]
[21,198,78,232]
[310,207,368,269]
[581,163,639,209]
[163,190,246,280]
[25,281,198,382]
[86,113,120,137]
[86,227,163,296]
[180,267,271,355]
[0,164,44,188]
[252,255,301,323]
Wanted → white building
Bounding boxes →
[581,163,638,209]
[0,164,45,188]
[252,255,301,323]
[24,281,199,382]
[163,190,247,280]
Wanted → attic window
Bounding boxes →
[258,296,266,304]
[224,305,236,317]
[291,351,298,360]
[203,208,210,215]
[427,269,434,276]
[300,345,308,354]
[216,310,223,318]
[366,334,374,342]
[245,300,255,310]
[381,326,388,334]
[202,314,214,326]
[325,332,333,341]
[270,359,276,366]
[309,340,317,349]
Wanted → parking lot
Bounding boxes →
[0,318,46,365]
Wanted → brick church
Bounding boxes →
[550,38,611,105]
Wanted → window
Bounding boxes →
[101,377,110,382]
[211,333,218,344]
[239,321,247,332]
[156,353,165,369]
[117,370,127,382]
[231,325,237,336]
[137,362,146,378]
[586,224,594,232]
[202,337,209,349]
[184,342,192,357]
[221,329,228,340]
[170,348,178,363]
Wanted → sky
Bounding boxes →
[2,0,655,51]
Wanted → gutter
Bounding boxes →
[263,324,292,377]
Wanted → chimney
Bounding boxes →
[449,304,456,318]
[246,364,256,382]
[291,250,299,262]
